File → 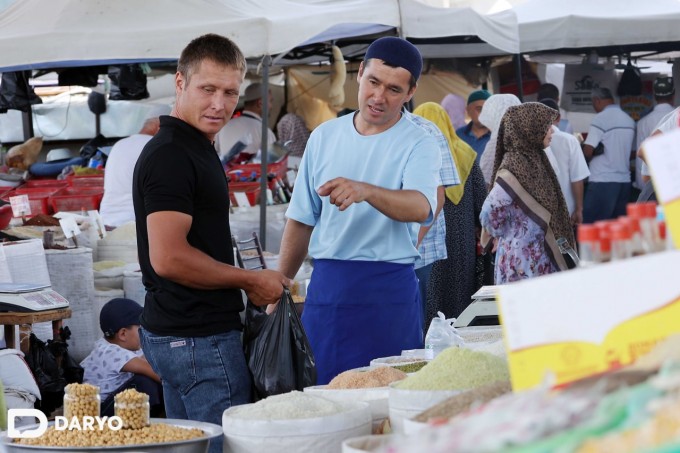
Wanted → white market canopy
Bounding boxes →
[0,0,399,71]
[512,0,680,53]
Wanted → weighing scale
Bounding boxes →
[0,282,70,312]
[453,285,500,327]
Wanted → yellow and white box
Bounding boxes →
[498,250,680,391]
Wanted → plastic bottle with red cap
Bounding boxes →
[610,221,632,261]
[594,221,613,263]
[577,224,601,266]
[618,216,643,256]
[627,202,659,254]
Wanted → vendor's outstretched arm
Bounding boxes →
[147,211,291,306]
[278,219,314,280]
[318,177,431,223]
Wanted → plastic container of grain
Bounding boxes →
[223,391,371,453]
[304,385,389,432]
[388,382,463,433]
[342,434,396,453]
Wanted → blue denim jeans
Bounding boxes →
[139,328,251,453]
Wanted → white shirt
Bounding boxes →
[547,126,590,215]
[635,103,674,186]
[583,104,635,183]
[100,134,152,227]
[640,106,680,177]
[81,338,143,401]
[215,110,276,158]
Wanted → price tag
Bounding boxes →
[233,192,250,207]
[9,194,31,217]
[59,216,81,239]
[87,210,106,239]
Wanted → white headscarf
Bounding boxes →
[478,94,521,184]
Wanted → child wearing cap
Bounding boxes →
[80,298,162,416]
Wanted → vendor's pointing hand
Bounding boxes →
[318,177,369,211]
[245,269,292,307]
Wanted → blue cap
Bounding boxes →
[100,298,142,337]
[364,37,423,81]
[467,90,491,105]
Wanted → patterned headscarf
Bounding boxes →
[414,102,476,204]
[440,94,467,129]
[491,102,575,249]
[276,113,311,157]
[478,94,521,184]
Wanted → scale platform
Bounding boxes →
[453,285,500,327]
[0,282,70,312]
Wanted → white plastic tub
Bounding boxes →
[223,399,371,453]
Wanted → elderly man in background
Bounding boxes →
[215,82,276,162]
[582,87,636,223]
[100,105,170,227]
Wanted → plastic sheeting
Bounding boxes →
[45,247,97,362]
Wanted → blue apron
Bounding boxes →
[302,259,423,385]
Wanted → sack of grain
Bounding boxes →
[223,391,371,453]
[342,434,396,453]
[388,382,462,433]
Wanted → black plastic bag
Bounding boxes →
[108,64,149,100]
[0,71,42,113]
[24,327,84,415]
[244,289,316,399]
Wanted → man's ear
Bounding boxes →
[357,61,365,83]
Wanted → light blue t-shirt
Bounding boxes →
[286,112,441,264]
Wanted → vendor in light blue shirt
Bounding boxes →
[277,37,441,385]
[455,89,491,163]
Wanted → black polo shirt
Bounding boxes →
[133,116,242,336]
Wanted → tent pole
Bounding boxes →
[21,108,34,141]
[514,54,524,101]
[259,55,271,251]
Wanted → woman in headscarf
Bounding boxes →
[440,94,467,130]
[478,94,521,186]
[413,102,488,320]
[480,102,575,284]
[276,112,311,157]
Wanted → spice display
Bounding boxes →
[115,388,150,429]
[327,367,407,389]
[227,391,348,420]
[63,383,100,420]
[395,348,510,391]
[14,423,204,447]
[413,380,512,422]
[23,213,60,226]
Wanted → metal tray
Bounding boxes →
[1,418,223,453]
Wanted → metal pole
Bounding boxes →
[514,54,524,101]
[259,55,271,250]
[21,108,34,141]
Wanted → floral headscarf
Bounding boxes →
[276,113,311,157]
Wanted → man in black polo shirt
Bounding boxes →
[132,34,290,452]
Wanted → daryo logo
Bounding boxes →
[7,409,123,439]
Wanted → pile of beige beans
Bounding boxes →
[14,424,205,447]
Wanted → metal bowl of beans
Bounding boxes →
[0,418,223,453]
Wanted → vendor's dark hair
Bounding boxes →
[178,33,246,82]
[537,83,560,101]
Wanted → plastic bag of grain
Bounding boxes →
[389,347,510,433]
[223,391,371,453]
[388,382,462,433]
[92,260,127,289]
[342,434,396,453]
[123,269,145,305]
[304,366,406,432]
[96,222,138,263]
